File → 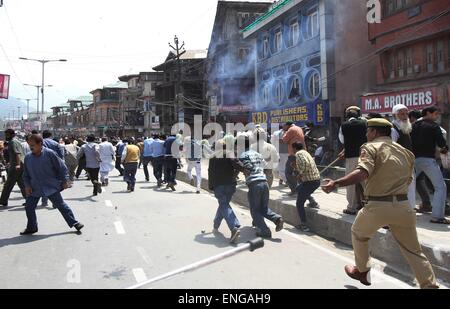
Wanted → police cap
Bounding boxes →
[345,106,361,113]
[367,118,393,128]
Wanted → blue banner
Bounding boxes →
[250,100,329,127]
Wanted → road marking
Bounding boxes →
[136,247,153,266]
[114,221,126,235]
[132,268,148,283]
[105,200,113,208]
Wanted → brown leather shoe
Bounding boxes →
[345,265,371,286]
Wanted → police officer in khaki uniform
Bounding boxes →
[322,118,438,289]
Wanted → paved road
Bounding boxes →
[0,168,417,289]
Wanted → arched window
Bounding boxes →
[308,70,321,99]
[289,76,301,99]
[260,85,270,108]
[273,81,284,105]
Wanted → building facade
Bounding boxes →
[242,0,377,144]
[364,0,450,135]
[90,82,127,137]
[206,0,272,125]
[153,50,207,133]
[119,72,164,137]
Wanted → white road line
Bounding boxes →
[105,200,113,208]
[114,221,126,235]
[136,247,153,266]
[132,268,148,283]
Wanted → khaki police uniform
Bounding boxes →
[352,119,438,289]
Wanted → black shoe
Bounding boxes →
[0,202,8,207]
[146,178,150,182]
[275,218,284,232]
[131,186,135,192]
[157,180,162,187]
[96,183,102,194]
[308,202,320,209]
[296,224,310,232]
[20,228,38,235]
[230,228,241,244]
[169,183,176,192]
[93,192,98,196]
[256,231,272,239]
[22,203,27,206]
[74,222,84,232]
[127,183,131,191]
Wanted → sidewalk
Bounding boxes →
[176,159,450,283]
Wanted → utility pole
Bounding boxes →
[169,35,186,125]
[17,98,35,119]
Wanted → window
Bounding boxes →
[389,52,396,79]
[289,77,301,99]
[238,48,250,63]
[406,48,413,75]
[437,40,445,72]
[238,12,251,28]
[384,0,409,17]
[263,37,270,58]
[274,81,284,105]
[307,10,319,38]
[262,86,270,107]
[288,20,299,47]
[217,58,225,74]
[308,71,320,99]
[397,49,405,78]
[274,29,282,53]
[426,43,434,73]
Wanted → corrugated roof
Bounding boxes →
[103,81,128,89]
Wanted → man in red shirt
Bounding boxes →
[282,121,307,195]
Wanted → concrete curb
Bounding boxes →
[176,170,450,284]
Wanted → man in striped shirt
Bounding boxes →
[293,142,321,232]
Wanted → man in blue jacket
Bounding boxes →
[21,134,83,235]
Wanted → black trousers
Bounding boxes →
[75,160,87,178]
[115,157,124,175]
[86,168,100,194]
[152,157,164,181]
[164,157,178,184]
[142,157,153,181]
[0,167,26,204]
[416,172,434,206]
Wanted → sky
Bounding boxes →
[0,0,271,112]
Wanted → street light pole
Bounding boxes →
[41,61,45,116]
[24,84,53,116]
[19,57,67,116]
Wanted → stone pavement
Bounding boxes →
[176,159,450,283]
